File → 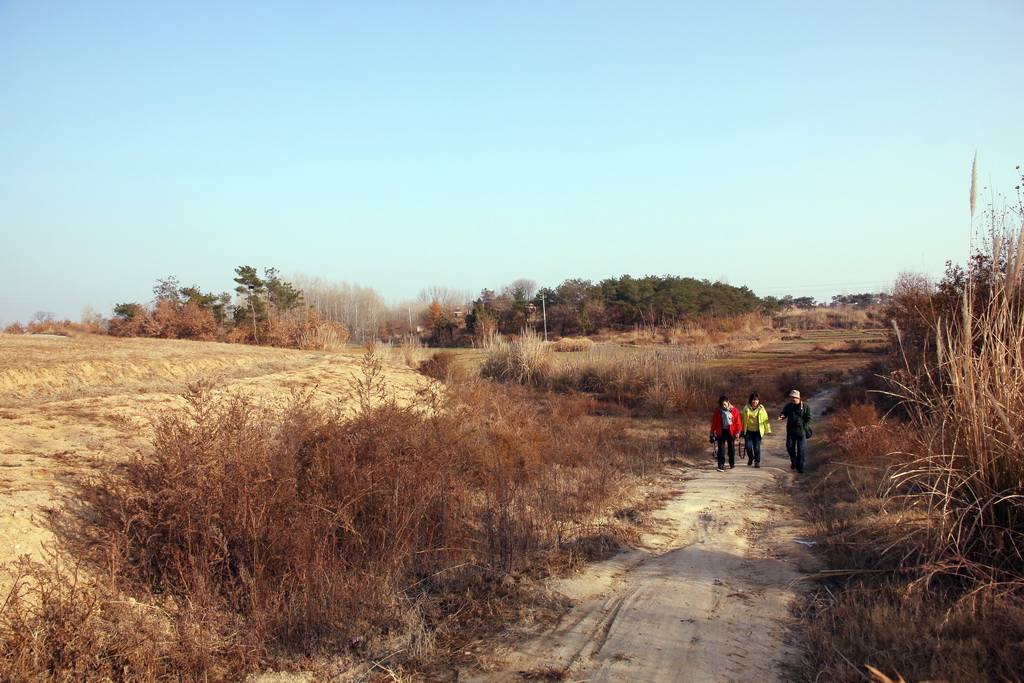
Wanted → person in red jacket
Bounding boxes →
[710,395,743,471]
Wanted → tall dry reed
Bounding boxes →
[888,222,1024,590]
[479,330,555,385]
[551,344,715,414]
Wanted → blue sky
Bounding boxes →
[1,0,1022,324]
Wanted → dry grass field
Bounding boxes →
[0,334,429,574]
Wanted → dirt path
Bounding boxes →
[464,393,833,683]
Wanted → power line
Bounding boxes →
[746,280,892,291]
[747,280,892,295]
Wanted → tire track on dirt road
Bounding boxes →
[463,392,832,682]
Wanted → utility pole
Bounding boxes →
[247,284,260,345]
[540,292,548,342]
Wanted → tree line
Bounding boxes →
[8,267,885,347]
[104,267,344,349]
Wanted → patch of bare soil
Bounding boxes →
[462,392,836,683]
[0,334,429,573]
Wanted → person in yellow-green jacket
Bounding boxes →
[740,393,771,467]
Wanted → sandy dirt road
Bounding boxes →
[464,394,832,683]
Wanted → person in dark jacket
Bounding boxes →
[710,395,742,471]
[778,389,812,473]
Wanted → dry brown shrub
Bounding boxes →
[108,309,158,338]
[1,370,646,678]
[153,300,217,341]
[418,351,469,384]
[831,411,912,470]
[268,309,349,349]
[26,317,82,336]
[551,337,594,352]
[174,301,217,340]
[260,313,301,347]
[884,271,937,373]
[152,300,179,339]
[480,331,555,385]
[297,320,349,351]
[70,385,479,672]
[3,322,25,335]
[840,402,880,429]
[0,553,177,681]
[227,309,348,349]
[226,322,256,345]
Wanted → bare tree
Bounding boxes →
[292,274,390,343]
[505,278,538,301]
[417,285,472,313]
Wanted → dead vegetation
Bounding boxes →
[795,395,1024,681]
[479,331,719,415]
[0,349,664,680]
[794,220,1024,681]
[0,313,892,680]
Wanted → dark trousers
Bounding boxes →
[786,433,807,473]
[717,430,736,468]
[744,430,762,464]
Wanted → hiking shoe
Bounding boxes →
[754,462,760,468]
[716,468,725,472]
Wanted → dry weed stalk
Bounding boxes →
[866,664,907,683]
[970,151,978,219]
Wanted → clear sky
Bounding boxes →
[2,0,1022,325]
